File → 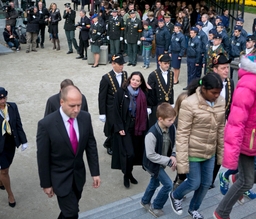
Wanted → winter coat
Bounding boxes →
[176,87,225,174]
[26,12,39,33]
[223,56,256,170]
[142,26,153,46]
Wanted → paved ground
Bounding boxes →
[0,4,255,219]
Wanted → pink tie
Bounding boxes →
[68,118,78,154]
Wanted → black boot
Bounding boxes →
[123,175,130,188]
[129,173,138,184]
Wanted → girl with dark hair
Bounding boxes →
[170,73,225,219]
[112,72,155,188]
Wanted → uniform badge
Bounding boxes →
[175,38,179,41]
[191,43,194,46]
[93,29,96,34]
[236,43,240,46]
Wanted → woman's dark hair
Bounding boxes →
[187,72,223,96]
[122,71,147,92]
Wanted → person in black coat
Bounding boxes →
[112,72,155,188]
[3,24,20,51]
[0,87,28,208]
[98,54,128,155]
[26,6,39,53]
[76,10,91,60]
[37,85,100,219]
[44,79,88,117]
[63,3,79,54]
[81,0,90,11]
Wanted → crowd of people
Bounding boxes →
[2,1,256,219]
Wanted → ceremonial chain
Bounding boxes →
[225,78,231,111]
[154,70,173,102]
[108,71,127,94]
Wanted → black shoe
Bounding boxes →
[76,56,84,59]
[82,57,87,60]
[183,87,188,90]
[124,176,130,188]
[41,44,44,48]
[174,80,179,85]
[91,64,99,68]
[107,147,113,155]
[67,51,73,54]
[0,185,5,190]
[127,63,132,66]
[9,201,16,208]
[36,44,39,48]
[132,64,136,66]
[129,175,138,184]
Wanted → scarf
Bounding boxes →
[1,105,11,136]
[128,85,139,117]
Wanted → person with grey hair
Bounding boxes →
[201,14,213,36]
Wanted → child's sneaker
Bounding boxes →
[149,205,164,217]
[143,66,149,69]
[244,190,256,199]
[219,172,229,195]
[188,209,204,219]
[140,201,151,211]
[169,192,183,215]
[141,65,145,69]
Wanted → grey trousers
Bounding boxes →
[109,39,120,56]
[26,32,38,51]
[65,30,79,52]
[216,154,255,218]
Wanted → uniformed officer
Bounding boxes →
[204,34,228,75]
[234,18,248,39]
[107,9,125,63]
[184,26,201,90]
[63,3,79,54]
[216,22,230,55]
[164,13,174,37]
[89,14,104,68]
[155,18,171,67]
[147,53,174,127]
[241,35,256,56]
[196,21,208,78]
[125,10,142,66]
[229,25,246,60]
[98,54,128,155]
[169,22,186,84]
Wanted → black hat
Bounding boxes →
[174,22,182,27]
[158,18,164,23]
[158,54,171,62]
[64,3,71,7]
[0,87,8,98]
[247,35,256,42]
[236,18,244,23]
[217,22,224,27]
[196,21,203,26]
[112,54,125,65]
[190,26,199,33]
[234,25,242,31]
[209,29,217,35]
[216,15,223,20]
[213,33,222,39]
[212,53,231,67]
[129,10,135,14]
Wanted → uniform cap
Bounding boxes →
[129,10,135,14]
[234,25,242,31]
[216,15,223,20]
[212,53,231,67]
[246,35,256,42]
[0,87,8,98]
[64,3,71,7]
[217,22,224,27]
[190,26,199,33]
[213,33,222,39]
[112,54,125,65]
[164,13,171,18]
[209,29,217,35]
[111,9,118,13]
[158,54,171,62]
[236,18,244,23]
[174,22,182,27]
[91,14,98,19]
[196,21,203,26]
[158,18,164,23]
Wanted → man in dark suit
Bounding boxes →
[98,54,128,155]
[76,10,90,60]
[37,85,100,219]
[44,79,88,117]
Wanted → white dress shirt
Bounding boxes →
[114,71,123,87]
[60,107,79,140]
[160,67,168,84]
[220,81,227,99]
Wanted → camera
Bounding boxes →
[2,3,11,12]
[26,6,34,13]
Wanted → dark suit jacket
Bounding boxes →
[37,110,99,197]
[44,92,88,117]
[98,70,128,136]
[0,102,27,153]
[79,16,91,41]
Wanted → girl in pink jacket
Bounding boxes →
[214,55,256,219]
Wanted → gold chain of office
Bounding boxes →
[226,78,231,111]
[108,72,127,94]
[154,70,173,102]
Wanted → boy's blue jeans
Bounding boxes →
[173,156,215,211]
[141,167,173,209]
[142,46,151,67]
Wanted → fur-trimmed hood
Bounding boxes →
[239,55,256,74]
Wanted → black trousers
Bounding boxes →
[37,24,46,45]
[79,38,88,57]
[57,181,82,219]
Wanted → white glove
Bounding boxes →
[90,39,93,42]
[147,108,152,115]
[21,143,28,151]
[107,36,109,40]
[137,40,141,45]
[125,39,127,44]
[120,37,123,41]
[99,115,106,122]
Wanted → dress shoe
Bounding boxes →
[36,44,39,48]
[124,176,130,188]
[132,64,136,66]
[129,175,138,184]
[91,64,99,68]
[107,147,113,155]
[76,56,84,59]
[32,49,37,52]
[67,51,73,54]
[9,201,16,208]
[26,50,29,53]
[0,185,5,190]
[41,44,44,48]
[127,63,132,66]
[82,57,87,60]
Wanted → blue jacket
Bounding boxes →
[187,36,201,63]
[142,26,154,46]
[197,30,208,55]
[221,15,229,29]
[219,30,230,55]
[155,25,171,51]
[229,35,246,58]
[169,32,186,57]
[143,122,176,178]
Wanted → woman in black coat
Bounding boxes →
[111,72,156,188]
[0,87,27,208]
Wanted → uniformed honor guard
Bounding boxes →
[184,26,201,90]
[240,35,256,56]
[169,22,186,84]
[107,9,125,62]
[89,14,104,68]
[63,3,79,54]
[216,22,230,55]
[125,10,143,66]
[234,18,248,39]
[205,34,228,75]
[164,13,174,37]
[147,53,174,127]
[98,54,128,155]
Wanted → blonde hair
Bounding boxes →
[174,92,188,116]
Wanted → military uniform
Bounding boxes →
[77,15,90,58]
[229,35,246,60]
[166,21,174,37]
[218,30,230,55]
[107,15,124,57]
[196,28,208,78]
[125,15,142,66]
[89,21,104,53]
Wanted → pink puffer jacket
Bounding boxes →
[223,56,256,170]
